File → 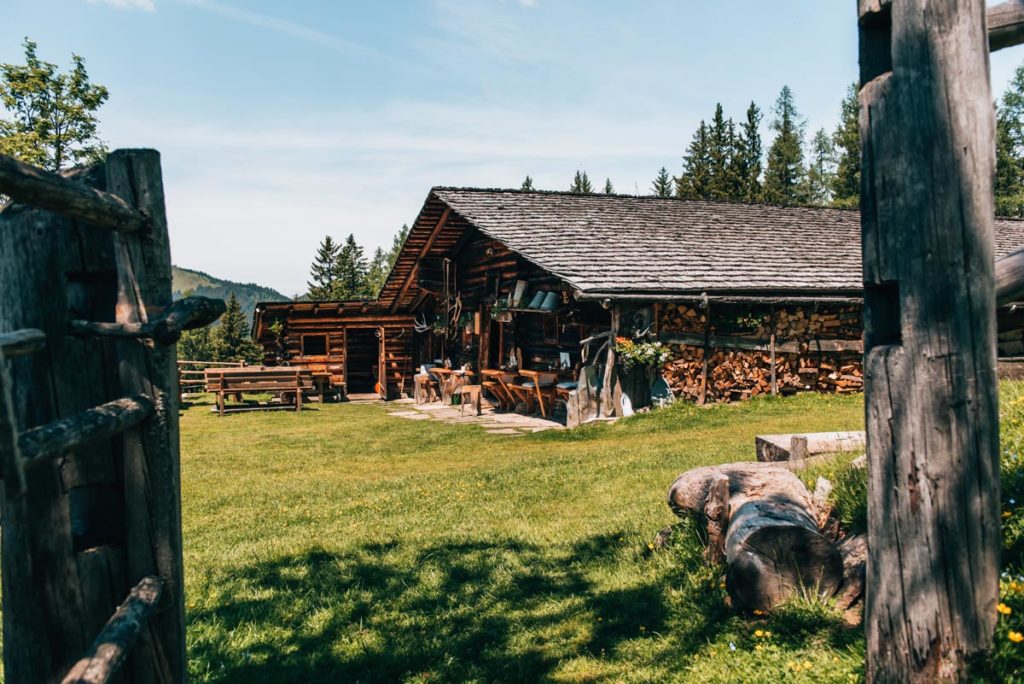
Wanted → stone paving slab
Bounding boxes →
[386,401,564,433]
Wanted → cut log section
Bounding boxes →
[668,463,843,611]
[755,431,866,462]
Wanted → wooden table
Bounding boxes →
[429,368,475,404]
[480,369,517,410]
[512,369,558,418]
[311,372,332,402]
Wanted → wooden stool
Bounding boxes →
[414,374,438,404]
[457,384,482,416]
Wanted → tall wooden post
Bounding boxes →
[858,2,999,681]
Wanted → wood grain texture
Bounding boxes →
[0,328,46,357]
[70,295,225,345]
[668,463,842,611]
[105,149,185,683]
[859,2,1000,680]
[988,0,1024,51]
[61,575,164,684]
[19,395,154,464]
[0,153,149,233]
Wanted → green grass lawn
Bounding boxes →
[181,393,868,683]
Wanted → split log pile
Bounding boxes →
[667,461,865,612]
[658,304,863,403]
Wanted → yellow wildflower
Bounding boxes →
[764,631,772,638]
[647,542,654,550]
[998,602,1013,616]
[1009,630,1024,644]
[754,629,764,638]
[754,644,763,651]
[1005,511,1013,519]
[803,660,813,670]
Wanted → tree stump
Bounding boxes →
[668,463,843,611]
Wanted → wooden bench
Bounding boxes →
[204,368,314,416]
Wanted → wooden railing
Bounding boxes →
[178,359,244,398]
[0,150,223,683]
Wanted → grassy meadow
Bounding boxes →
[181,393,869,683]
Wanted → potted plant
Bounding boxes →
[491,299,512,323]
[614,337,672,369]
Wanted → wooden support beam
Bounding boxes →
[989,1,1024,52]
[0,153,149,233]
[61,575,164,684]
[18,396,155,464]
[859,2,1000,680]
[391,207,451,313]
[0,348,27,496]
[0,328,46,358]
[69,296,225,345]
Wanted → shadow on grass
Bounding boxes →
[187,528,861,682]
[188,535,676,682]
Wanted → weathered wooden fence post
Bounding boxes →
[0,150,201,683]
[858,1,1000,680]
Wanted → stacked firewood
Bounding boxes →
[658,304,707,335]
[658,303,861,340]
[658,304,863,403]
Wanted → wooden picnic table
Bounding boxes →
[204,367,314,416]
[480,369,517,410]
[510,369,558,418]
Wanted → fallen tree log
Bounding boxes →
[668,463,843,611]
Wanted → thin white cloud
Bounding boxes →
[87,0,156,10]
[178,0,411,71]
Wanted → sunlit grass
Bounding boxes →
[181,393,867,682]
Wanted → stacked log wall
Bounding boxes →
[254,306,415,399]
[658,302,864,403]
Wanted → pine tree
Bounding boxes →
[603,178,614,194]
[521,175,535,190]
[831,83,860,208]
[306,234,340,300]
[365,246,389,298]
[211,293,262,363]
[734,102,763,203]
[676,121,712,199]
[805,127,836,206]
[178,325,213,361]
[569,170,593,194]
[762,86,807,205]
[335,233,369,299]
[387,224,409,268]
[651,167,673,197]
[707,103,739,200]
[996,63,1024,217]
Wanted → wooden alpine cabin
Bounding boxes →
[252,188,1024,418]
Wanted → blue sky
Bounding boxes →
[4,1,1023,296]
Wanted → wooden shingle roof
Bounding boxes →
[376,187,1024,308]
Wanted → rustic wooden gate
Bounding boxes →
[0,150,223,683]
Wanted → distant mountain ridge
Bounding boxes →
[171,265,289,322]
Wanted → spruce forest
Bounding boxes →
[517,74,1024,215]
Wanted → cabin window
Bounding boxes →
[302,334,327,356]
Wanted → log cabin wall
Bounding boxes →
[412,224,610,376]
[252,303,415,399]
